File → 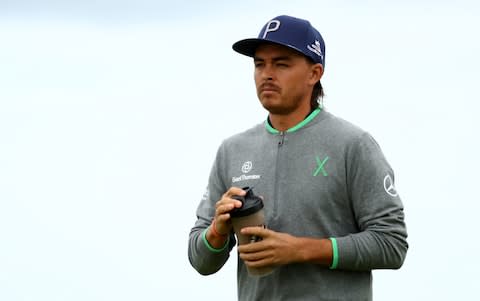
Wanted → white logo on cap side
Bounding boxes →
[262,20,281,38]
[307,40,324,60]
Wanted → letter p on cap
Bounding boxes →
[262,20,280,38]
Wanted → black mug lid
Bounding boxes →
[230,187,264,218]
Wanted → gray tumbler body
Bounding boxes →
[231,188,274,276]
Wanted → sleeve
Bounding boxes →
[188,143,237,275]
[334,133,408,271]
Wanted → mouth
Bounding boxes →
[259,84,280,94]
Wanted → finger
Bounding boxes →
[240,226,270,237]
[224,188,246,207]
[215,203,236,215]
[239,249,271,262]
[240,251,275,268]
[216,195,243,210]
[225,187,247,198]
[238,240,265,254]
[244,257,274,268]
[215,210,230,220]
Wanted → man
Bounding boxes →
[188,15,408,300]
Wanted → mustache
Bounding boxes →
[258,82,280,92]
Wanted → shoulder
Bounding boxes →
[220,122,266,149]
[321,111,366,136]
[313,110,374,147]
[212,122,266,168]
[325,112,387,160]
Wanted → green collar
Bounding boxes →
[265,108,322,134]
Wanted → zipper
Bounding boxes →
[278,131,285,146]
[272,131,285,219]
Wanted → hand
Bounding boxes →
[237,227,301,269]
[213,187,245,235]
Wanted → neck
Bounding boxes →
[268,105,312,132]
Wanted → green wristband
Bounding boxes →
[202,227,229,253]
[329,237,338,269]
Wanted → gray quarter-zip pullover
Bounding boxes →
[188,108,408,301]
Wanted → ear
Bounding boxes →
[308,63,324,85]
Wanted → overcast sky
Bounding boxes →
[1,1,479,300]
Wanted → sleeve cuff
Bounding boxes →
[329,237,339,269]
[202,227,230,253]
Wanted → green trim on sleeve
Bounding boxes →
[202,227,229,253]
[329,237,339,269]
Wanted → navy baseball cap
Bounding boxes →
[232,15,325,67]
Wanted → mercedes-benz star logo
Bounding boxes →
[241,161,253,173]
[383,174,398,197]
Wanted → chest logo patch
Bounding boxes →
[241,161,253,173]
[232,161,261,183]
[313,156,329,177]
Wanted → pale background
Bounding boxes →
[1,1,479,300]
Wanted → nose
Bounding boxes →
[260,64,274,81]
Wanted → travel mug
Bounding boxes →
[231,187,274,276]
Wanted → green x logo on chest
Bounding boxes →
[313,156,329,177]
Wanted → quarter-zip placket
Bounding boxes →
[278,131,285,146]
[272,131,286,219]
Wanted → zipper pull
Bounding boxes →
[278,132,285,146]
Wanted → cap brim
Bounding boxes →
[232,38,310,62]
[233,38,305,58]
[232,38,268,57]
